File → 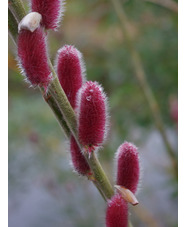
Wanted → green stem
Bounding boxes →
[8,0,114,201]
[8,0,26,22]
[48,76,114,199]
[43,89,110,201]
[42,90,112,200]
[47,60,79,140]
[92,181,107,202]
[8,8,18,43]
[41,91,111,201]
[110,0,177,174]
[8,9,71,140]
[48,77,78,139]
[84,152,114,199]
[48,75,115,199]
[42,91,71,138]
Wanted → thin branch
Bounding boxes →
[110,0,177,178]
[84,152,114,199]
[8,5,114,201]
[48,76,114,199]
[42,90,71,138]
[92,180,107,201]
[8,8,18,43]
[8,6,72,150]
[8,0,26,22]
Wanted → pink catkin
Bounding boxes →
[77,81,107,150]
[116,142,140,194]
[56,45,85,109]
[31,0,63,30]
[17,28,51,87]
[70,136,90,176]
[106,194,128,227]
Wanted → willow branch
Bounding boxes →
[8,8,18,43]
[42,91,71,138]
[48,72,114,200]
[8,0,26,22]
[8,5,114,201]
[110,0,177,177]
[84,152,114,199]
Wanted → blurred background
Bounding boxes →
[8,0,178,226]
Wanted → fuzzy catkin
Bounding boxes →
[77,81,107,150]
[56,45,85,109]
[70,136,91,175]
[106,194,128,227]
[31,0,64,30]
[17,28,51,87]
[116,142,140,194]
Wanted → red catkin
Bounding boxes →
[106,194,128,227]
[70,136,90,176]
[77,81,107,151]
[31,0,64,30]
[56,45,85,109]
[116,142,140,194]
[169,97,178,124]
[17,27,51,88]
